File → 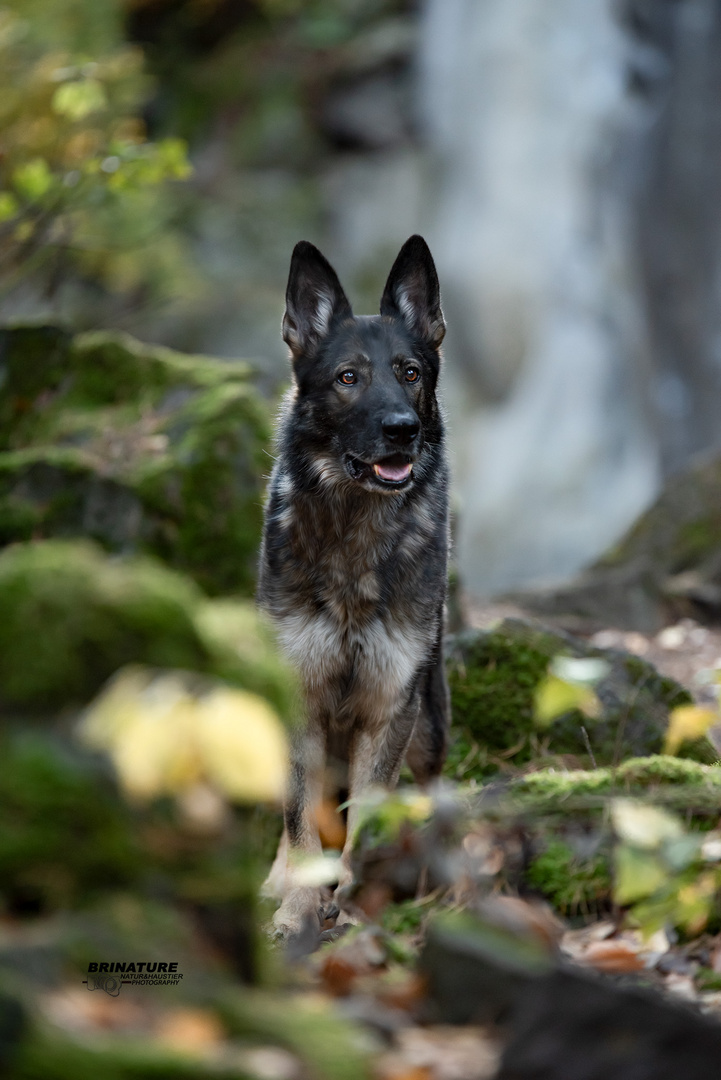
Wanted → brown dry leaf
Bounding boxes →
[376,971,428,1013]
[581,939,646,974]
[319,954,359,998]
[153,1007,225,1051]
[561,920,616,960]
[319,927,387,997]
[374,1061,433,1080]
[356,881,393,920]
[462,826,505,877]
[710,940,721,974]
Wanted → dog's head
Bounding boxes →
[282,235,445,494]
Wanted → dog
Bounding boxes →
[257,235,450,937]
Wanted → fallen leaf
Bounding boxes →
[154,1007,225,1051]
[581,939,646,974]
[534,674,600,727]
[319,954,358,998]
[611,799,684,849]
[80,667,288,804]
[665,705,719,755]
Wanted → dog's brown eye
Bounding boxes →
[405,366,420,383]
[338,371,357,385]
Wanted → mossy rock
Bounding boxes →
[499,756,721,914]
[0,726,281,933]
[506,452,721,631]
[0,325,270,596]
[0,538,294,720]
[525,837,613,915]
[0,733,140,915]
[445,618,713,779]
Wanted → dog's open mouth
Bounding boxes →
[346,454,414,488]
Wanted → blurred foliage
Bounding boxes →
[0,732,140,914]
[612,799,721,938]
[0,326,271,595]
[0,1,193,311]
[131,0,408,153]
[0,538,296,718]
[81,666,288,804]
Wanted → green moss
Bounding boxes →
[526,838,612,914]
[381,898,429,937]
[0,540,206,711]
[500,757,721,821]
[0,326,270,595]
[446,619,708,781]
[0,539,294,721]
[0,733,139,913]
[446,623,554,774]
[673,518,721,571]
[614,755,721,787]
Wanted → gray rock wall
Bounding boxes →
[419,0,662,595]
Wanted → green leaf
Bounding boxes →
[0,190,19,221]
[614,846,667,904]
[12,158,53,200]
[52,78,107,120]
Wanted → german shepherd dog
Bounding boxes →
[258,235,450,937]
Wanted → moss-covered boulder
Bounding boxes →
[445,618,714,779]
[505,452,721,632]
[0,538,293,719]
[0,325,270,595]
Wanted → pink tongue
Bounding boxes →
[374,461,412,482]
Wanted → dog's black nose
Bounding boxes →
[382,412,419,444]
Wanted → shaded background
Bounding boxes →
[3,0,721,599]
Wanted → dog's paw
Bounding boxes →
[271,887,323,940]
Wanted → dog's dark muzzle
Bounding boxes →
[345,451,415,489]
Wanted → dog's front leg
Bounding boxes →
[335,703,419,907]
[271,719,326,938]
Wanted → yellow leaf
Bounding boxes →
[664,704,718,755]
[676,872,718,935]
[194,686,288,803]
[79,666,287,804]
[534,674,600,727]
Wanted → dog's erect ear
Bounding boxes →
[380,235,445,348]
[282,241,353,357]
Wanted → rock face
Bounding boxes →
[446,618,714,775]
[0,326,270,596]
[507,451,721,632]
[418,0,721,597]
[419,0,659,596]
